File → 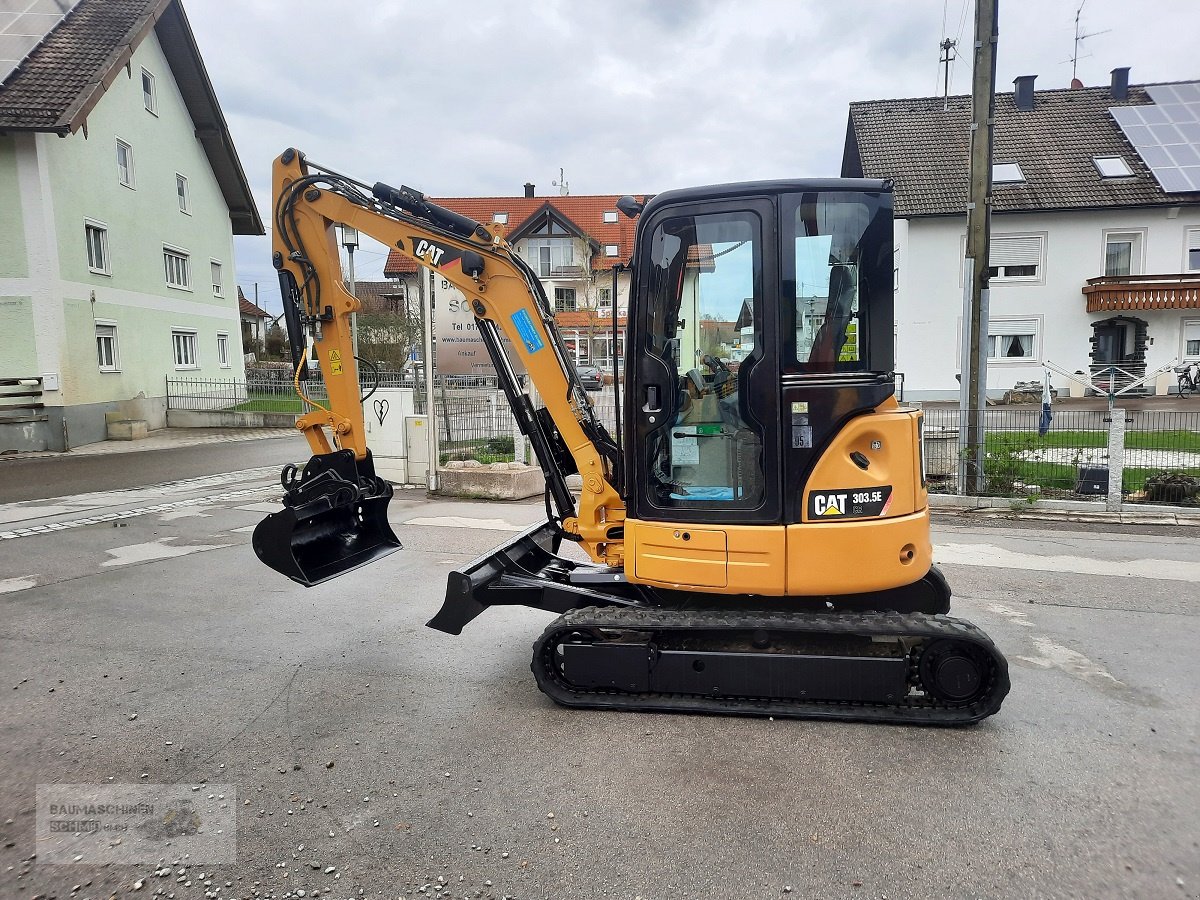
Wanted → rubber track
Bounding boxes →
[531,606,1010,726]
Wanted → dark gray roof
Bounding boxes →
[843,82,1200,218]
[0,0,262,235]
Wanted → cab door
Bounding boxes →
[626,198,781,527]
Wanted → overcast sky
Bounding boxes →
[183,0,1198,313]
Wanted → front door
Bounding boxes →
[628,199,781,525]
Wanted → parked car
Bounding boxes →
[575,365,603,391]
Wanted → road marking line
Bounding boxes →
[0,486,277,541]
[978,601,1035,627]
[1016,636,1124,686]
[937,542,1200,582]
[403,516,525,532]
[102,537,232,567]
[0,575,37,594]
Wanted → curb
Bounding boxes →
[929,492,1200,526]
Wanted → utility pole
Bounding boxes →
[958,0,998,495]
[939,38,958,110]
[418,267,438,491]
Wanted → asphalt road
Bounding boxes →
[0,449,1197,899]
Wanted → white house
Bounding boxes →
[0,0,261,451]
[842,69,1200,399]
[384,187,646,375]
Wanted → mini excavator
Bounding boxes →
[253,148,1009,725]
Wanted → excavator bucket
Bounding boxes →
[252,449,401,586]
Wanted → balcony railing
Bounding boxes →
[1083,273,1200,312]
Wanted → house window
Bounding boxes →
[85,220,109,275]
[603,210,618,223]
[1184,321,1200,359]
[210,260,223,296]
[987,318,1039,361]
[1187,228,1200,272]
[598,288,612,309]
[216,332,230,367]
[164,247,190,289]
[492,212,508,224]
[992,162,1025,184]
[177,174,190,213]
[1094,156,1133,178]
[984,234,1044,282]
[1104,231,1143,277]
[95,323,119,371]
[172,330,198,368]
[604,244,620,257]
[141,69,156,114]
[527,238,574,278]
[554,287,577,312]
[116,139,134,187]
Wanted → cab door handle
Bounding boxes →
[643,385,661,412]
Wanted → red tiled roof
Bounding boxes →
[383,192,646,279]
[238,291,270,318]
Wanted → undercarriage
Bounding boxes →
[427,522,1010,726]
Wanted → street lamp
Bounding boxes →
[340,224,360,358]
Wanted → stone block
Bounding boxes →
[106,419,148,441]
[437,462,545,500]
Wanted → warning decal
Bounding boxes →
[328,349,343,376]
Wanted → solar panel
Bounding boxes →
[0,0,82,88]
[1110,81,1200,193]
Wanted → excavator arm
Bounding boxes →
[253,149,626,587]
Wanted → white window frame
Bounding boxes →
[1093,156,1133,178]
[554,287,577,312]
[210,259,223,297]
[141,68,157,115]
[597,287,613,309]
[84,218,110,275]
[176,174,190,214]
[1183,319,1200,361]
[172,329,199,370]
[1186,227,1200,273]
[116,138,134,188]
[992,162,1025,184]
[164,245,191,291]
[216,331,231,368]
[986,316,1041,364]
[95,321,120,372]
[602,210,618,224]
[492,212,508,224]
[964,232,1046,285]
[526,237,574,278]
[1102,229,1146,277]
[604,244,620,257]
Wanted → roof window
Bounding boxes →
[492,212,508,224]
[1093,156,1134,178]
[992,162,1025,184]
[602,210,618,223]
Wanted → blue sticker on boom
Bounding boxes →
[511,308,544,354]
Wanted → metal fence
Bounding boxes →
[920,405,1200,506]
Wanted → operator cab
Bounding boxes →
[625,181,896,527]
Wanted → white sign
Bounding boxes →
[431,278,526,376]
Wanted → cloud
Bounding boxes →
[190,0,1198,309]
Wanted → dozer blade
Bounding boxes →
[252,449,401,586]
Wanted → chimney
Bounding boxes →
[1013,75,1036,111]
[1110,67,1130,100]
[523,182,535,198]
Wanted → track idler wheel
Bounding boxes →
[918,639,988,704]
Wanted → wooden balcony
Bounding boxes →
[1083,273,1200,312]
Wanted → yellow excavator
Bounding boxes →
[253,148,1009,724]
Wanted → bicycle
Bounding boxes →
[1177,362,1200,397]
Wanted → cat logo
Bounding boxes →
[813,492,848,517]
[413,239,445,267]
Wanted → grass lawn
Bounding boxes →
[228,390,320,414]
